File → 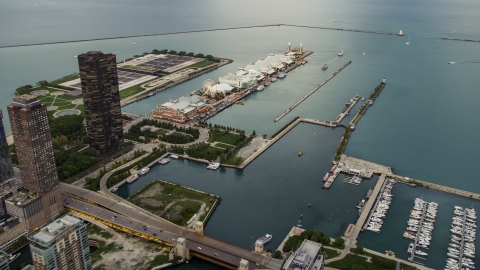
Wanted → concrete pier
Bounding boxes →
[349,82,386,128]
[274,61,352,122]
[322,167,342,189]
[334,95,360,123]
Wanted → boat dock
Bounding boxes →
[343,175,361,185]
[274,60,352,122]
[323,167,342,188]
[442,37,480,43]
[409,203,428,263]
[361,176,388,231]
[334,95,360,123]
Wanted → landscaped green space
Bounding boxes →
[154,129,169,135]
[125,119,199,144]
[143,254,172,269]
[214,142,233,149]
[49,74,80,86]
[120,85,146,98]
[211,130,242,145]
[128,180,220,226]
[324,247,341,259]
[326,253,396,270]
[31,87,85,116]
[188,60,214,69]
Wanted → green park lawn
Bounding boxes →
[188,60,214,69]
[214,142,233,149]
[120,85,145,98]
[215,132,241,145]
[49,74,80,85]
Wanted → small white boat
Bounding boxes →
[322,63,328,70]
[8,253,20,263]
[126,174,139,183]
[398,30,404,36]
[139,167,150,175]
[257,234,272,244]
[278,72,286,78]
[415,250,428,256]
[207,162,220,170]
[338,50,344,56]
[271,77,277,82]
[170,154,179,159]
[158,158,170,165]
[257,85,265,91]
[111,187,118,193]
[362,52,365,56]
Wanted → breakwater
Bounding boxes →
[0,24,405,49]
[349,81,386,128]
[442,37,480,43]
[283,24,399,36]
[274,60,352,122]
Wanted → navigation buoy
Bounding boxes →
[308,204,311,208]
[300,215,303,219]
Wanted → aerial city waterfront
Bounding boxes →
[0,1,480,270]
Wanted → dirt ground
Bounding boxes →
[137,183,164,198]
[90,227,167,270]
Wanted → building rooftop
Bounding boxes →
[31,215,82,246]
[287,239,322,270]
[11,95,40,108]
[5,189,37,207]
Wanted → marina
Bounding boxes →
[274,60,352,122]
[363,178,396,233]
[406,198,438,264]
[445,206,476,269]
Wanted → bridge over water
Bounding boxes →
[61,183,283,269]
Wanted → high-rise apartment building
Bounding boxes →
[6,95,63,230]
[29,215,92,270]
[78,51,124,156]
[0,109,14,182]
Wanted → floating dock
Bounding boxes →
[274,60,352,122]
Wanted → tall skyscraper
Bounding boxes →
[0,109,14,182]
[29,215,92,270]
[78,51,124,156]
[6,95,63,230]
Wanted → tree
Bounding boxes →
[187,52,194,57]
[334,237,345,247]
[273,250,282,259]
[195,53,204,58]
[353,246,364,254]
[252,130,256,136]
[351,265,365,270]
[282,242,292,252]
[168,50,177,55]
[178,51,186,56]
[15,85,33,95]
[37,80,48,87]
[205,54,214,61]
[160,49,168,54]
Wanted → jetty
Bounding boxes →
[334,95,360,123]
[274,60,352,122]
[283,24,399,36]
[323,167,342,188]
[442,37,480,43]
[349,81,386,129]
[409,202,428,263]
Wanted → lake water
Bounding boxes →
[2,0,480,268]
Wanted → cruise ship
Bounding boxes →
[322,63,328,70]
[207,162,220,170]
[257,234,272,244]
[322,173,330,182]
[338,50,344,56]
[127,174,139,183]
[139,167,150,175]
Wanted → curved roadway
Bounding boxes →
[61,183,282,269]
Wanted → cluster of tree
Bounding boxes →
[219,133,252,165]
[271,117,300,138]
[15,84,34,95]
[371,255,396,268]
[334,126,351,161]
[369,81,386,100]
[125,119,199,144]
[148,49,217,61]
[136,147,167,169]
[282,229,331,252]
[6,236,28,253]
[49,114,88,148]
[170,143,223,161]
[55,147,101,180]
[200,122,246,134]
[273,250,282,259]
[106,171,130,189]
[352,103,368,125]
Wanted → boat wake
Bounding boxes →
[449,60,480,65]
[406,42,411,45]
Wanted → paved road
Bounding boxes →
[61,183,283,269]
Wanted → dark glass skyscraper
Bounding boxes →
[6,95,63,230]
[0,109,14,182]
[78,51,124,157]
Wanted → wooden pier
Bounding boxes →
[274,60,352,122]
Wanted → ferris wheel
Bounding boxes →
[202,79,216,95]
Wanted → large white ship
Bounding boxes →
[127,174,139,183]
[257,234,272,244]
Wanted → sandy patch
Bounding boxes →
[47,106,58,111]
[141,198,163,208]
[91,228,166,270]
